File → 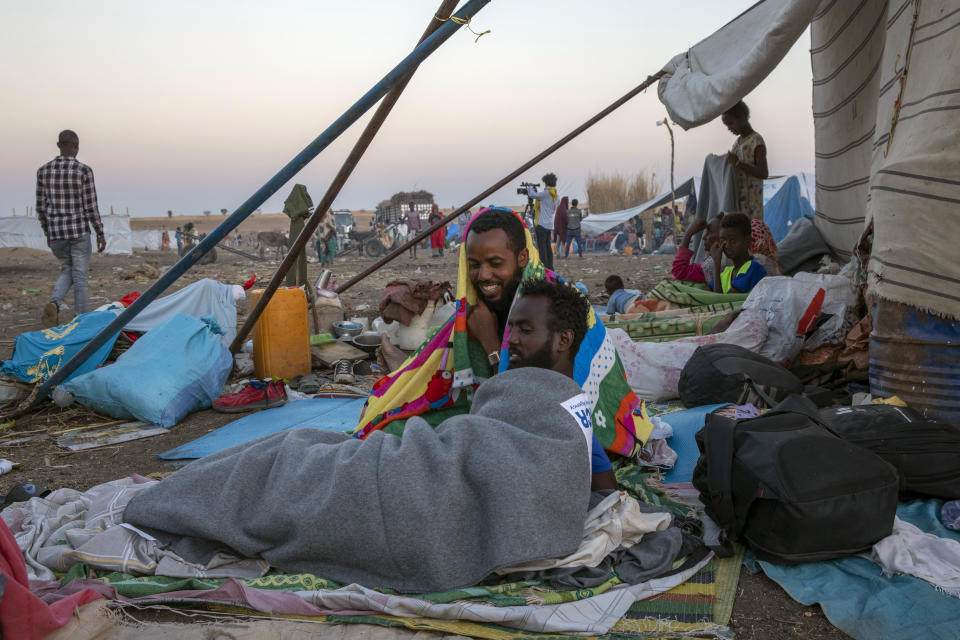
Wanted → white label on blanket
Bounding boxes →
[119,522,158,542]
[560,393,593,462]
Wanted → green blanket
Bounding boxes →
[648,279,748,308]
[605,309,736,342]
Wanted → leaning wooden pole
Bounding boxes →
[230,0,461,354]
[336,71,666,295]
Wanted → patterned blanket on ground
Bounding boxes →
[647,280,748,309]
[41,463,735,639]
[605,309,735,342]
[355,207,650,457]
[51,552,738,639]
[602,281,746,343]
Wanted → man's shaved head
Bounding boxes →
[58,130,79,145]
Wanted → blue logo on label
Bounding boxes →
[573,408,592,430]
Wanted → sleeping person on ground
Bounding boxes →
[123,279,608,592]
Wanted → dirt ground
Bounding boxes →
[0,243,850,640]
[129,211,375,235]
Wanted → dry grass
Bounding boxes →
[585,169,660,214]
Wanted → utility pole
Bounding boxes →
[657,114,678,238]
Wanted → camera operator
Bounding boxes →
[525,172,558,270]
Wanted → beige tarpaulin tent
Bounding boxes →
[657,0,960,320]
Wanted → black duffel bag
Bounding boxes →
[693,396,900,564]
[819,404,960,499]
[679,344,804,408]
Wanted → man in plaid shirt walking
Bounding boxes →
[36,130,106,328]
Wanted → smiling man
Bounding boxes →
[463,209,530,370]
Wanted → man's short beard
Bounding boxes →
[478,272,522,317]
[512,333,556,370]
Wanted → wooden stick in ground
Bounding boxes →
[229,0,460,354]
[335,71,667,295]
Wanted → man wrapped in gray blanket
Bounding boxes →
[125,279,602,592]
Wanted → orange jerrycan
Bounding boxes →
[249,287,311,380]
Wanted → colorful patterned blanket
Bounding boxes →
[355,207,650,457]
[59,463,739,639]
[647,280,748,309]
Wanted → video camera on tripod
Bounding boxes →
[517,182,540,227]
[516,181,540,196]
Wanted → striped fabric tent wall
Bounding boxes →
[813,0,960,319]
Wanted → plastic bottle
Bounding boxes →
[0,459,14,476]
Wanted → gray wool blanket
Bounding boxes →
[124,368,592,592]
[691,153,739,263]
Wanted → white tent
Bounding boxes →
[0,215,135,255]
[657,0,960,320]
[580,178,697,236]
[581,172,814,238]
[0,217,49,250]
[131,230,163,251]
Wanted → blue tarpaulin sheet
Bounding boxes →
[63,313,231,428]
[158,397,365,460]
[746,500,960,640]
[661,404,728,483]
[763,175,815,243]
[0,311,119,384]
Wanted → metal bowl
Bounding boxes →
[332,321,363,339]
[351,332,382,353]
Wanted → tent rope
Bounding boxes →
[434,14,490,42]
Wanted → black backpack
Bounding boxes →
[693,396,900,564]
[818,405,960,499]
[679,344,804,408]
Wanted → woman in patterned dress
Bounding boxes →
[722,100,779,269]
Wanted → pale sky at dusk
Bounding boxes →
[1,1,814,217]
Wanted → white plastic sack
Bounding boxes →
[803,301,852,352]
[609,309,768,402]
[657,0,821,129]
[120,278,238,348]
[741,265,858,365]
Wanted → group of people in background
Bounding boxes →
[399,202,446,259]
[602,98,779,310]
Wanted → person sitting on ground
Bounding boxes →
[505,279,617,489]
[367,207,648,463]
[672,217,722,284]
[709,213,767,294]
[673,214,779,282]
[604,275,641,315]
